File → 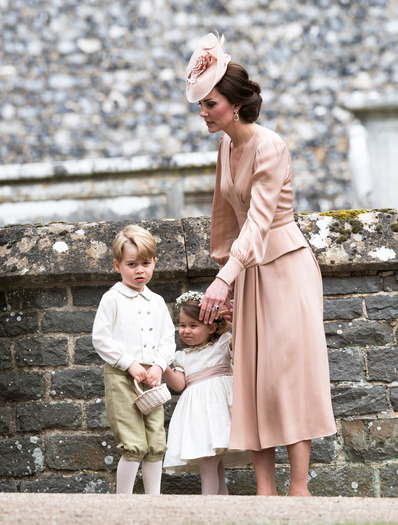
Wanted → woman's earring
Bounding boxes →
[233,109,239,121]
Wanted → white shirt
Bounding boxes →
[92,282,176,371]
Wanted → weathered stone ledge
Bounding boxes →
[0,152,218,183]
[0,209,397,287]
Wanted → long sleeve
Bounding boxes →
[216,136,291,286]
[92,292,134,371]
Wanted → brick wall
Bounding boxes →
[0,211,397,496]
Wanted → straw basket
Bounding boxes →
[134,379,171,415]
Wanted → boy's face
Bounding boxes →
[114,243,156,292]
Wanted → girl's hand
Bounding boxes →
[128,361,147,383]
[145,364,162,387]
[220,303,233,322]
[199,277,230,324]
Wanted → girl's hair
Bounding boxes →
[113,224,157,263]
[215,62,262,123]
[179,300,231,345]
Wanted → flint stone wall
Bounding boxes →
[0,209,398,496]
[1,0,398,212]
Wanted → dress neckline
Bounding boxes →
[227,127,259,183]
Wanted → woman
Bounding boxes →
[186,32,336,496]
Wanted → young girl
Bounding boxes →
[163,291,249,495]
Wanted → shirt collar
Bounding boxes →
[112,282,152,301]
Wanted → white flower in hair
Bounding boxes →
[175,291,204,306]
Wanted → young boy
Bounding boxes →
[92,224,175,494]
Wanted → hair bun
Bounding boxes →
[251,80,261,94]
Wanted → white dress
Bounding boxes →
[163,333,250,474]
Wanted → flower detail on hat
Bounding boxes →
[187,53,213,85]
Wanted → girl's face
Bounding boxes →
[199,88,238,134]
[179,309,216,347]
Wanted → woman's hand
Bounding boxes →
[199,277,230,324]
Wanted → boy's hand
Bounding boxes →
[127,361,147,383]
[145,365,162,387]
[220,304,233,322]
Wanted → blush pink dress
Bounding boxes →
[211,125,336,451]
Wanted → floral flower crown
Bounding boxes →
[175,291,204,306]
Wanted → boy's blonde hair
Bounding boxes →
[113,225,157,263]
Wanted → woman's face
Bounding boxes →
[199,88,236,133]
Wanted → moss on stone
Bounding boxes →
[319,209,367,222]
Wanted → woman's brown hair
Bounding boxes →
[215,62,262,123]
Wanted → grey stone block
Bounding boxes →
[380,462,398,497]
[328,348,364,381]
[74,336,103,365]
[366,295,398,320]
[325,320,393,348]
[367,347,398,382]
[342,419,398,462]
[331,385,388,416]
[323,297,362,320]
[86,401,110,429]
[391,387,398,411]
[0,311,39,337]
[0,406,14,435]
[14,337,68,367]
[0,339,13,370]
[161,472,202,495]
[307,465,375,497]
[384,273,398,292]
[21,287,68,308]
[16,402,82,432]
[42,310,96,333]
[0,372,45,402]
[72,285,111,306]
[20,474,111,493]
[51,368,104,399]
[182,217,218,277]
[322,276,381,295]
[0,480,17,492]
[0,437,44,476]
[45,433,119,470]
[150,281,184,303]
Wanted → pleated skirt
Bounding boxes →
[229,247,336,451]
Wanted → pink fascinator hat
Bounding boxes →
[186,31,231,103]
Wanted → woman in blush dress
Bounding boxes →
[185,32,336,496]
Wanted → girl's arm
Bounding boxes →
[163,366,186,392]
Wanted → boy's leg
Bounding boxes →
[116,456,140,494]
[142,459,163,495]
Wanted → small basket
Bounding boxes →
[134,379,171,415]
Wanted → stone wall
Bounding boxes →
[1,0,398,212]
[0,210,398,496]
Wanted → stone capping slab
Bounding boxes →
[0,151,218,183]
[0,209,397,286]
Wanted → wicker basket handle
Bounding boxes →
[134,378,145,394]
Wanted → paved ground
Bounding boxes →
[1,494,398,525]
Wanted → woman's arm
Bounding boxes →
[163,366,186,392]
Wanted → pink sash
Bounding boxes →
[185,364,233,388]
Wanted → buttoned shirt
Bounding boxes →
[92,282,176,371]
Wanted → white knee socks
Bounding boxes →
[116,456,163,494]
[141,460,163,495]
[116,456,139,494]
